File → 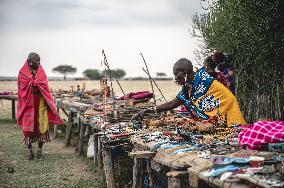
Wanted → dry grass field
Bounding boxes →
[0,80,179,98]
[0,80,180,118]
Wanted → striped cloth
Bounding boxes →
[24,131,50,145]
[238,121,284,150]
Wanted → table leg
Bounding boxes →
[65,111,73,146]
[78,118,85,155]
[102,148,115,188]
[12,99,15,119]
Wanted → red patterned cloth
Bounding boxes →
[17,60,64,132]
[238,121,284,150]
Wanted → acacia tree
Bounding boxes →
[102,69,126,79]
[156,72,167,77]
[52,65,77,80]
[193,0,284,122]
[83,69,101,80]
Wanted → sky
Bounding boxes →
[0,0,204,78]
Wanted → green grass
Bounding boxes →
[0,119,106,188]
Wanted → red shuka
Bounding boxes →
[17,60,64,132]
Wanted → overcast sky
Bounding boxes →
[0,0,203,77]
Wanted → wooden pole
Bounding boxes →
[94,130,98,168]
[132,158,144,188]
[65,111,73,146]
[102,49,126,96]
[142,68,167,102]
[102,148,115,188]
[98,137,103,170]
[146,159,154,188]
[166,171,188,188]
[84,126,90,136]
[102,50,115,97]
[53,107,59,139]
[12,99,16,119]
[78,118,85,155]
[140,53,156,105]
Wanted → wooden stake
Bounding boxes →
[65,111,73,146]
[53,107,60,139]
[146,159,153,188]
[102,148,115,188]
[11,99,16,119]
[98,137,103,170]
[142,68,167,102]
[132,158,144,188]
[102,49,126,96]
[94,130,98,168]
[78,118,85,155]
[140,53,156,105]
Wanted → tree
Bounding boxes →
[102,69,126,79]
[83,69,101,80]
[156,72,167,77]
[193,0,284,122]
[52,65,77,80]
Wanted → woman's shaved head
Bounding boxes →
[173,58,193,74]
[28,52,40,61]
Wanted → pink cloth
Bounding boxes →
[119,91,153,100]
[238,121,284,150]
[17,60,64,132]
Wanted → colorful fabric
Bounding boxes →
[24,131,50,145]
[23,94,50,145]
[176,67,245,126]
[17,60,64,132]
[119,91,153,100]
[238,121,284,150]
[39,96,49,133]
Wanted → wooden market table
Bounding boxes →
[0,94,18,119]
[130,135,275,188]
[55,98,91,152]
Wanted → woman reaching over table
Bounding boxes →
[132,58,245,126]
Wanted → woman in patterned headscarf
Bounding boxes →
[133,58,245,126]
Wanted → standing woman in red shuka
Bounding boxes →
[17,52,64,160]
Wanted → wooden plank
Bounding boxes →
[102,149,115,188]
[0,95,18,100]
[129,151,156,158]
[166,171,188,178]
[11,99,16,119]
[198,174,250,188]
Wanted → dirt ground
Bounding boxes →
[0,119,106,188]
